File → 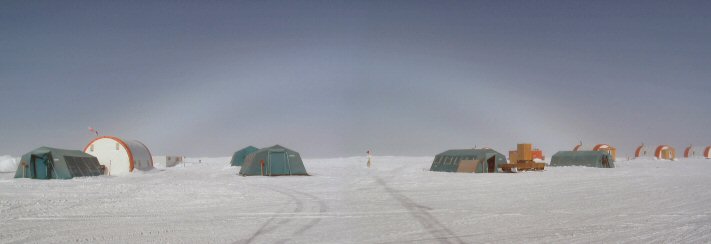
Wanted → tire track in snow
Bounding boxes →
[362,158,464,243]
[374,175,465,244]
[240,184,328,244]
[291,189,328,235]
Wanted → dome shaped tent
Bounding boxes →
[634,144,647,158]
[84,136,154,175]
[239,145,308,176]
[593,144,617,159]
[230,146,259,166]
[654,145,676,160]
[430,148,507,173]
[15,147,104,179]
[684,145,695,158]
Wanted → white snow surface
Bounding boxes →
[0,155,18,173]
[1,156,711,243]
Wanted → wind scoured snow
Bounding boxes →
[1,156,710,243]
[0,155,18,173]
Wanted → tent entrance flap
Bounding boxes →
[268,151,289,176]
[32,154,51,179]
[487,156,496,173]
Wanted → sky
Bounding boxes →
[1,1,710,158]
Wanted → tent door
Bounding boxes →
[268,151,290,176]
[602,156,610,168]
[32,154,51,179]
[486,156,496,173]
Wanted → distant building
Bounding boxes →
[634,144,648,158]
[592,144,617,159]
[654,145,676,160]
[683,145,695,158]
[550,151,614,168]
[430,148,507,173]
[166,156,184,167]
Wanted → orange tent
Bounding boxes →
[655,145,676,160]
[634,144,647,158]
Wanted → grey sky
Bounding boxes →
[1,1,710,158]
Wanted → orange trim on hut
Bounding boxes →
[84,136,136,172]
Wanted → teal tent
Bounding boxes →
[550,151,615,168]
[230,146,259,166]
[239,145,308,176]
[14,147,104,179]
[430,148,507,173]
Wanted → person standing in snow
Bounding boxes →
[367,150,372,168]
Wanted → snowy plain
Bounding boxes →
[1,156,711,243]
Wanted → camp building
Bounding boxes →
[430,148,507,173]
[239,145,308,176]
[15,147,104,179]
[550,151,614,168]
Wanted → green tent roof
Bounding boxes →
[239,145,308,176]
[15,147,104,179]
[550,151,615,168]
[230,146,259,166]
[430,148,507,173]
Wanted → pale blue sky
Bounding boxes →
[1,1,710,157]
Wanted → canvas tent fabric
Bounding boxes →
[550,151,615,168]
[14,147,104,179]
[84,136,154,175]
[684,146,694,158]
[654,145,676,160]
[230,146,259,166]
[430,148,507,173]
[239,145,308,176]
[634,144,647,158]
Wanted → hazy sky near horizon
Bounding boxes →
[1,1,710,158]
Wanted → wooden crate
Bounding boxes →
[518,144,533,161]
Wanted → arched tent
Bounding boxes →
[239,145,308,176]
[684,145,695,158]
[430,148,507,173]
[84,136,154,175]
[705,146,711,159]
[654,145,676,160]
[593,144,617,159]
[14,147,104,179]
[550,151,614,168]
[230,146,259,166]
[634,144,647,158]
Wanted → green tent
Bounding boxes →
[430,148,507,173]
[550,151,615,168]
[14,147,104,179]
[239,145,308,176]
[230,146,259,166]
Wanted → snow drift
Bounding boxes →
[0,155,18,172]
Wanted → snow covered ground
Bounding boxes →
[1,156,711,243]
